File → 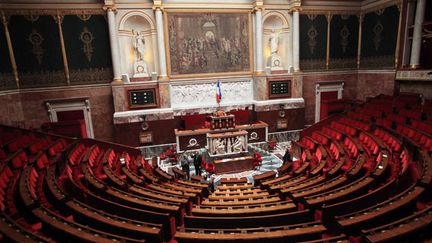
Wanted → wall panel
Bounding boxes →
[63,15,112,84]
[360,5,399,68]
[300,14,327,71]
[9,15,65,88]
[330,15,358,69]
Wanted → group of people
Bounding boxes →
[180,151,203,180]
[179,145,292,180]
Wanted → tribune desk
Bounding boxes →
[213,156,254,174]
[174,121,268,153]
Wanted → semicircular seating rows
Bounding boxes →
[0,94,431,243]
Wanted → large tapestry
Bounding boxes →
[167,12,251,76]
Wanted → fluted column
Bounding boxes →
[357,14,363,69]
[1,13,19,88]
[409,0,426,68]
[54,14,70,85]
[255,7,264,74]
[155,7,167,79]
[105,6,122,84]
[326,13,332,70]
[293,9,300,72]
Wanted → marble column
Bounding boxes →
[255,8,264,73]
[155,8,168,79]
[293,10,300,72]
[410,0,426,68]
[106,7,122,84]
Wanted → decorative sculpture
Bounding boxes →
[269,31,280,54]
[231,136,245,153]
[268,30,283,71]
[132,29,149,78]
[214,138,226,155]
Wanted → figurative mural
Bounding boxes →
[167,12,251,75]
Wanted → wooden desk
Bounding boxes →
[175,121,268,152]
[213,156,254,174]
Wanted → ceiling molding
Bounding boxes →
[0,0,401,14]
[160,3,254,10]
[301,0,400,14]
[0,3,105,14]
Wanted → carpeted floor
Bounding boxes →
[189,142,292,188]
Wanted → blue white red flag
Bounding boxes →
[216,80,222,103]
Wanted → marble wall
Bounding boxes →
[0,92,25,127]
[302,71,396,124]
[115,118,180,147]
[302,71,358,124]
[0,85,115,141]
[256,108,305,132]
[112,82,160,112]
[398,81,432,99]
[356,71,396,100]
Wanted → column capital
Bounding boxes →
[1,12,8,25]
[396,1,403,12]
[153,0,164,11]
[252,6,264,13]
[326,12,333,22]
[152,6,164,11]
[252,0,264,12]
[357,13,365,23]
[288,7,302,14]
[103,5,117,13]
[52,13,64,24]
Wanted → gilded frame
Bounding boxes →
[164,9,253,79]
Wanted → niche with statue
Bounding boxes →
[118,12,157,81]
[263,12,291,73]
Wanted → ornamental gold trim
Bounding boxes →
[27,28,44,65]
[300,59,326,71]
[24,15,39,22]
[373,21,384,51]
[360,55,394,68]
[307,25,318,54]
[340,25,350,54]
[0,73,17,90]
[77,14,91,22]
[329,58,357,69]
[69,67,113,84]
[1,9,104,16]
[307,14,317,21]
[374,8,385,16]
[79,26,94,62]
[19,69,66,88]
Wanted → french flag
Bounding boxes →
[216,80,222,103]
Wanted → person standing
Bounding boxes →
[193,153,202,176]
[181,155,190,180]
[283,147,291,164]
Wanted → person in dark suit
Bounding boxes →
[283,148,291,164]
[193,153,202,176]
[181,155,190,180]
